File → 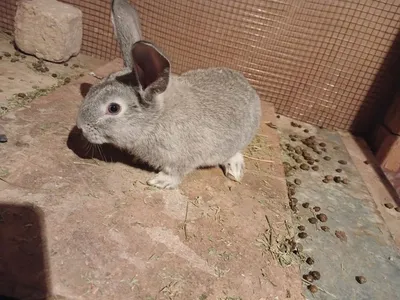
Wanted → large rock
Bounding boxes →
[14,0,82,63]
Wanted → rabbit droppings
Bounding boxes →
[76,1,262,189]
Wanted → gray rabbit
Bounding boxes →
[76,0,262,189]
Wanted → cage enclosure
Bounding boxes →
[1,1,400,299]
[3,0,400,134]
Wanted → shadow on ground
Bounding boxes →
[0,203,50,300]
[66,125,154,173]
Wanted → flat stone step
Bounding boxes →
[0,59,303,299]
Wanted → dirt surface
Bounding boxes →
[0,59,304,300]
[0,31,105,115]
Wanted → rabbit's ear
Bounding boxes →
[111,0,142,68]
[131,41,170,95]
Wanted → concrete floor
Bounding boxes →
[1,32,400,300]
[340,133,400,248]
[276,116,400,300]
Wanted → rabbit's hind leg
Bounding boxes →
[221,152,244,182]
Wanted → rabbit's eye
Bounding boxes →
[107,103,121,114]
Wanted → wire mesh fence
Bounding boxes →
[1,0,400,134]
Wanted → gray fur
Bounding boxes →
[77,63,261,188]
[111,0,142,68]
[77,2,261,189]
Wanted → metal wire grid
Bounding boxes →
[1,0,399,134]
[0,0,16,33]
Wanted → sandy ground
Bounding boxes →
[0,31,105,116]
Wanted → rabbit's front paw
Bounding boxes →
[222,152,244,182]
[147,171,181,189]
